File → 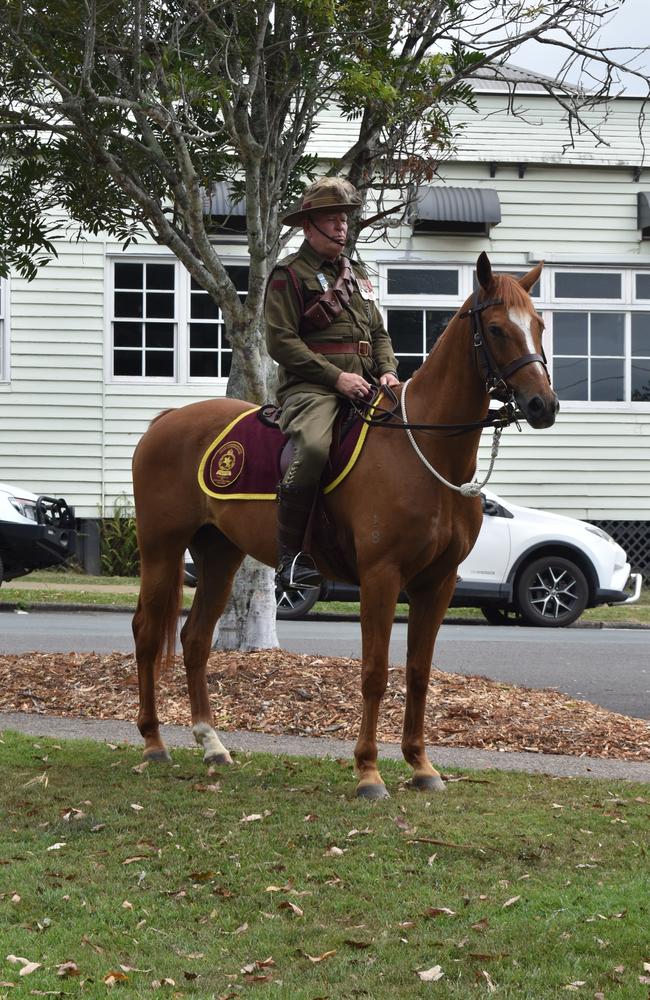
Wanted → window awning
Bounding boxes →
[202,182,246,230]
[637,191,650,236]
[410,186,501,235]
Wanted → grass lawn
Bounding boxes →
[1,732,649,998]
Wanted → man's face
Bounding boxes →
[303,211,348,260]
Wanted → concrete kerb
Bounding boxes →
[2,711,650,784]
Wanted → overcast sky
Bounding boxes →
[514,0,650,95]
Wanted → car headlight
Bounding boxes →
[586,525,616,545]
[9,496,38,521]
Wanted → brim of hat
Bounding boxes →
[281,201,361,227]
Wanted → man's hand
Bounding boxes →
[380,372,400,388]
[335,371,372,400]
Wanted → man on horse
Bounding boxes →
[265,176,400,592]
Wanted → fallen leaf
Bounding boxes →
[278,901,303,917]
[424,907,456,918]
[46,842,66,851]
[417,964,444,982]
[6,956,42,977]
[502,896,521,908]
[480,969,497,993]
[562,983,586,991]
[103,970,129,985]
[130,803,144,812]
[240,814,263,823]
[56,961,80,977]
[302,950,336,963]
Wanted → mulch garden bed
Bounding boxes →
[1,649,649,762]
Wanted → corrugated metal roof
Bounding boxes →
[468,62,582,95]
[412,186,501,225]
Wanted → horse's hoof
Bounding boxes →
[409,774,446,792]
[144,748,172,764]
[204,752,233,767]
[356,782,390,800]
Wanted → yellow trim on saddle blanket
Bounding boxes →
[197,394,384,501]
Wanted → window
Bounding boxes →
[555,271,621,300]
[0,278,8,381]
[631,314,650,401]
[110,259,247,382]
[386,268,458,296]
[113,262,176,378]
[386,308,456,379]
[553,312,625,402]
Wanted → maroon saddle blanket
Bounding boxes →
[198,401,375,500]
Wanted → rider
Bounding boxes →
[265,176,400,591]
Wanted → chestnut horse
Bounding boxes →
[132,252,558,798]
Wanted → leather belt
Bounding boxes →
[308,340,371,356]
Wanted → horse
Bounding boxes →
[131,251,558,799]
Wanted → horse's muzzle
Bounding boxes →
[519,391,560,429]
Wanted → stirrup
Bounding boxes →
[276,552,322,590]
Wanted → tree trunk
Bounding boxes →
[214,556,279,651]
[213,320,280,651]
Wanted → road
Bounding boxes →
[1,609,648,720]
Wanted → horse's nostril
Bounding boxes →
[528,395,545,416]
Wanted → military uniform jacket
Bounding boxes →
[265,240,398,405]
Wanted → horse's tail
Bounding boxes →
[156,556,185,679]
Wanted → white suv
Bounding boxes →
[272,489,642,626]
[0,482,76,584]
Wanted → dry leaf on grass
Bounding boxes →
[417,964,444,982]
[1,649,649,761]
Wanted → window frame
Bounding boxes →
[106,254,247,385]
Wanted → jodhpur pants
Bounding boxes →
[278,391,342,489]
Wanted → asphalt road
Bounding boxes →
[1,608,649,720]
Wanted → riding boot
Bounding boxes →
[276,483,322,590]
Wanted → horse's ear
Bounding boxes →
[476,252,494,291]
[519,261,544,292]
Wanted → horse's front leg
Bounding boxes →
[402,571,458,792]
[354,570,401,799]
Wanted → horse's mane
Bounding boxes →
[492,273,535,313]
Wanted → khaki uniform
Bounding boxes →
[265,240,398,487]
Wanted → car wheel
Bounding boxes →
[276,583,321,620]
[516,556,589,627]
[480,606,522,626]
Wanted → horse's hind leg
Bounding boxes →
[401,573,457,793]
[181,527,244,767]
[132,544,185,763]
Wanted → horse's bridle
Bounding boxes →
[459,288,550,403]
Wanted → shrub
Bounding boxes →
[100,496,139,577]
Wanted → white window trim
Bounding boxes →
[105,254,247,386]
[0,275,10,384]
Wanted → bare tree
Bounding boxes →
[0,0,647,647]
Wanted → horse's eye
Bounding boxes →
[487,324,502,337]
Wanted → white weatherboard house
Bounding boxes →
[1,69,650,575]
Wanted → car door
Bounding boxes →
[458,496,512,584]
